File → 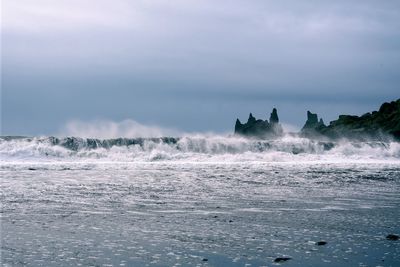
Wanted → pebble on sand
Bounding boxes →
[386,234,399,241]
[274,257,291,263]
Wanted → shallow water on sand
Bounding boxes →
[1,162,400,266]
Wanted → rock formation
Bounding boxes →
[300,99,400,141]
[269,108,279,124]
[301,111,326,137]
[234,108,283,138]
[235,99,399,141]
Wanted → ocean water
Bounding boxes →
[1,135,400,266]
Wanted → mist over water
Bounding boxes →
[61,119,183,138]
[1,134,400,165]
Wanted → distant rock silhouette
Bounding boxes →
[300,99,400,141]
[270,108,279,124]
[301,111,326,137]
[235,99,400,141]
[234,108,283,138]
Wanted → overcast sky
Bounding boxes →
[2,0,400,136]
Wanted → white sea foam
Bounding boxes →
[1,134,399,164]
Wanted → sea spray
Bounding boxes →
[1,135,399,163]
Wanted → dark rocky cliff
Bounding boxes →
[234,99,400,141]
[301,99,400,141]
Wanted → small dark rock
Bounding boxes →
[274,257,291,263]
[202,258,208,261]
[316,241,327,246]
[386,234,399,241]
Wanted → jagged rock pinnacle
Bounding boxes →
[306,111,318,125]
[247,113,256,124]
[234,109,283,138]
[270,108,279,124]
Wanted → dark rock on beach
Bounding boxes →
[274,257,292,263]
[234,108,283,138]
[386,234,399,241]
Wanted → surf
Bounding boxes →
[1,135,399,163]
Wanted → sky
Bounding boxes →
[2,0,400,136]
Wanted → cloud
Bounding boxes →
[4,0,399,34]
[2,0,400,135]
[61,119,181,138]
[2,0,143,32]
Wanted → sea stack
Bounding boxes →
[301,111,326,137]
[270,108,279,124]
[234,108,283,138]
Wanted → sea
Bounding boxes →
[1,135,400,266]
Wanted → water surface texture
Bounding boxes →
[1,136,400,266]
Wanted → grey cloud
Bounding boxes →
[2,0,400,135]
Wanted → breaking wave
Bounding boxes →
[1,135,400,163]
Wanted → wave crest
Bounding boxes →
[1,135,399,162]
